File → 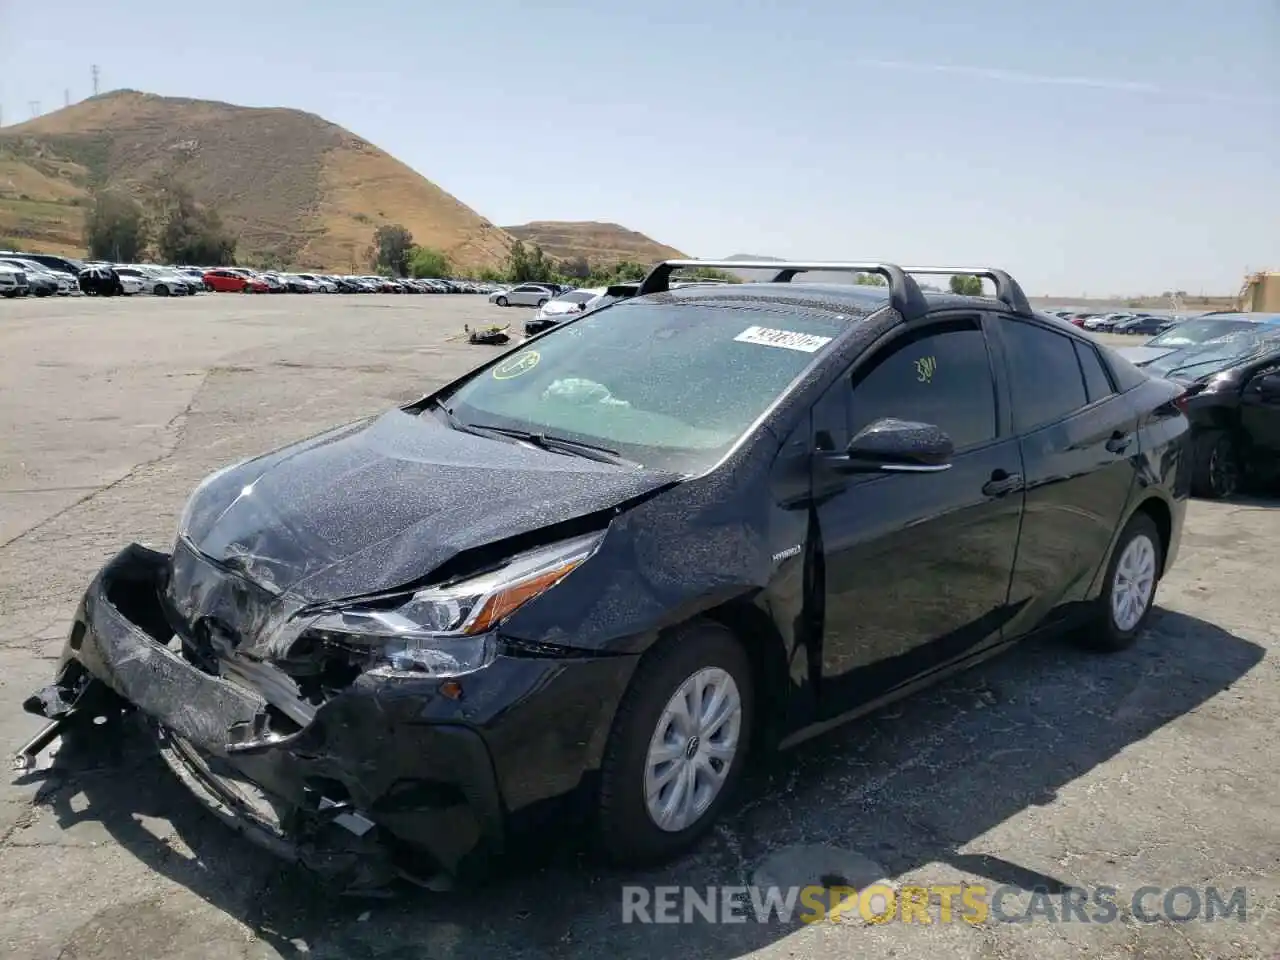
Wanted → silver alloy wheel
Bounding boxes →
[1111,533,1156,632]
[644,666,742,833]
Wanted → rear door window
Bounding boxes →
[1000,320,1089,432]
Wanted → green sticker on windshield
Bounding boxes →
[493,350,540,380]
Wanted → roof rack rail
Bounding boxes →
[900,266,1033,317]
[636,259,930,320]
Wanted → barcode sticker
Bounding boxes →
[734,326,833,353]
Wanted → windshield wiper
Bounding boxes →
[463,423,639,466]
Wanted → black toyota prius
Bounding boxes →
[21,260,1191,893]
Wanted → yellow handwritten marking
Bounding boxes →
[493,351,540,380]
[915,356,937,383]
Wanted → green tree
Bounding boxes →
[854,272,887,287]
[949,275,983,296]
[408,245,452,279]
[371,224,415,277]
[84,189,148,262]
[505,240,561,282]
[150,178,236,265]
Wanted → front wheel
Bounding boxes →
[495,296,508,307]
[1191,429,1240,499]
[597,620,753,866]
[1076,512,1162,652]
[156,284,169,297]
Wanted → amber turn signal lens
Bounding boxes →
[465,559,585,633]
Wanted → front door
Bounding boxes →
[811,316,1024,717]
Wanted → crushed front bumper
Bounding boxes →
[22,544,507,893]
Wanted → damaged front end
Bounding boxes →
[18,540,568,894]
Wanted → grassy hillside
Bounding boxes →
[0,90,514,271]
[503,220,686,267]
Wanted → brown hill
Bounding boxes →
[0,90,514,271]
[503,221,686,267]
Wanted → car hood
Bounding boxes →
[181,408,680,603]
[1113,345,1179,366]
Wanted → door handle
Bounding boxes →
[1105,431,1132,454]
[982,470,1023,498]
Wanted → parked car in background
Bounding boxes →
[203,269,268,293]
[490,283,558,307]
[78,265,127,296]
[1112,315,1175,336]
[0,258,68,296]
[1114,314,1280,368]
[294,273,336,293]
[114,266,169,296]
[2,251,86,278]
[0,263,29,297]
[1143,326,1280,498]
[525,287,607,334]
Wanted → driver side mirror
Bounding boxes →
[828,418,954,474]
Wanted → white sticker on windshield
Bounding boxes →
[734,325,833,353]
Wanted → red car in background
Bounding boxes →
[203,268,268,293]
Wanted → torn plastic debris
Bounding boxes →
[464,323,510,345]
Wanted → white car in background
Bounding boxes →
[524,287,607,334]
[489,283,558,307]
[0,263,30,298]
[295,273,336,293]
[114,266,162,295]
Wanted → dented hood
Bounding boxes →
[180,408,678,602]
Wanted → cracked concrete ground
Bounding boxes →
[1,294,1276,960]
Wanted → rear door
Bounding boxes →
[811,315,1024,715]
[988,316,1138,637]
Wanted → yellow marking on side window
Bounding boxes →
[915,356,937,383]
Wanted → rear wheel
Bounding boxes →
[1076,512,1162,652]
[1191,429,1240,499]
[537,298,548,308]
[597,620,753,866]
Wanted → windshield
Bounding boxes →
[443,300,848,472]
[1147,318,1260,348]
[556,290,597,304]
[1144,331,1279,379]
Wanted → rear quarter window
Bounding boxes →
[1097,344,1150,392]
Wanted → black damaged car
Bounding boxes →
[21,260,1191,894]
[1139,325,1280,498]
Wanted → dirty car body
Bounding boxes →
[24,261,1191,892]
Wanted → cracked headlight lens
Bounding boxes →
[175,458,254,544]
[303,530,605,676]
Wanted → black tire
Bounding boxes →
[597,620,754,866]
[155,284,169,297]
[536,298,548,308]
[1076,511,1163,652]
[496,295,508,307]
[1191,429,1240,499]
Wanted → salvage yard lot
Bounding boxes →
[1,295,1276,960]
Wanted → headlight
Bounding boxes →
[298,530,605,676]
[176,458,255,542]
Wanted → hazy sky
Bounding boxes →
[1,0,1276,295]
